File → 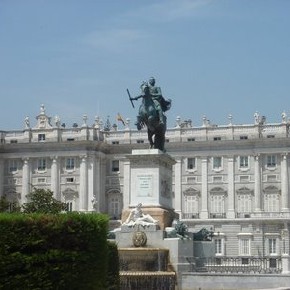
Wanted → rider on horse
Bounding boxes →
[133,77,171,130]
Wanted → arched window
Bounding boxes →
[62,188,78,212]
[107,189,123,219]
[264,186,280,212]
[182,187,200,218]
[236,187,254,217]
[210,187,227,218]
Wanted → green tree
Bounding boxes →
[0,195,10,212]
[0,195,20,212]
[22,188,66,214]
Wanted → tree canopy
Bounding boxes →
[22,188,66,214]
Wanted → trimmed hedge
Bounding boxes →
[0,213,119,290]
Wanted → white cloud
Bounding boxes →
[82,28,149,52]
[129,0,212,23]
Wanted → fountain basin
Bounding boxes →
[120,271,176,290]
[119,248,169,271]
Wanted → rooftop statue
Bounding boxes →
[128,77,171,152]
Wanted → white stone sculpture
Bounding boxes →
[123,203,158,227]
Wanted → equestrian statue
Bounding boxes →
[127,77,171,152]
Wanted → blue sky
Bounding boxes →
[0,0,289,130]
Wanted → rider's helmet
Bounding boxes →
[149,77,155,86]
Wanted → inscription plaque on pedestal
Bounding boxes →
[137,175,153,197]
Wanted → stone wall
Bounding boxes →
[181,273,290,290]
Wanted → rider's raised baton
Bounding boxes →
[127,89,135,108]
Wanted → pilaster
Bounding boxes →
[200,157,208,219]
[50,156,59,200]
[227,156,235,218]
[254,155,261,212]
[281,153,289,212]
[79,155,88,211]
[174,157,182,216]
[22,158,31,204]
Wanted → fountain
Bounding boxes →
[118,243,176,289]
[109,150,193,289]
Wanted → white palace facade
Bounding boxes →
[1,105,290,268]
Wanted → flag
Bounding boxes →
[116,113,125,126]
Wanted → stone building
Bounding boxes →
[1,105,290,272]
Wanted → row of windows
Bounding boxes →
[215,237,280,256]
[187,155,278,171]
[183,192,281,215]
[7,159,121,174]
[110,134,277,145]
[64,195,122,219]
[187,134,276,142]
[7,158,78,173]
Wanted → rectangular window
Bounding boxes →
[37,158,46,171]
[112,160,119,172]
[239,238,250,256]
[66,177,74,183]
[240,175,250,182]
[112,141,119,145]
[38,134,46,141]
[187,138,195,142]
[65,202,73,212]
[267,175,277,182]
[66,158,75,170]
[239,156,249,168]
[187,158,196,170]
[137,140,144,144]
[213,157,222,169]
[37,177,46,183]
[269,238,277,255]
[238,194,252,213]
[10,139,18,144]
[9,160,18,173]
[109,197,121,219]
[213,137,221,141]
[187,177,196,184]
[240,135,248,140]
[211,195,225,214]
[267,155,276,167]
[213,176,222,183]
[184,195,199,215]
[215,239,222,254]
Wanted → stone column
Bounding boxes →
[50,156,59,200]
[200,157,209,219]
[123,159,131,209]
[79,155,88,211]
[254,155,261,212]
[87,155,97,212]
[281,153,289,212]
[22,158,31,204]
[0,158,4,197]
[227,156,235,218]
[174,157,182,217]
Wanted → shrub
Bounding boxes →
[0,213,117,290]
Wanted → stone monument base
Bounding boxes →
[121,206,178,230]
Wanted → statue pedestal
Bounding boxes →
[122,149,177,229]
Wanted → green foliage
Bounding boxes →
[22,188,66,214]
[0,213,118,290]
[0,195,20,213]
[107,242,120,290]
[0,195,9,212]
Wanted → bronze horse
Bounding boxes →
[131,82,170,152]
